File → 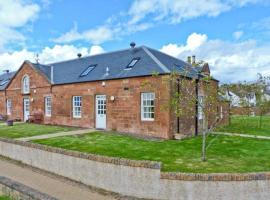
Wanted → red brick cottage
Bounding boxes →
[0,45,229,139]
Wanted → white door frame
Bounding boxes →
[95,95,106,129]
[23,98,30,122]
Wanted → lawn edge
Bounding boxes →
[2,137,270,180]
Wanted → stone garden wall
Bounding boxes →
[0,138,269,200]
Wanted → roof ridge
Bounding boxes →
[141,46,170,73]
[45,46,143,66]
[144,45,193,67]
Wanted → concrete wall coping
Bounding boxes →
[161,172,270,181]
[2,137,270,181]
[0,176,57,200]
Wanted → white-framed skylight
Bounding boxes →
[80,64,97,77]
[125,57,140,69]
[0,80,9,86]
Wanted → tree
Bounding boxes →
[141,66,219,161]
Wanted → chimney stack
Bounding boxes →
[192,55,196,65]
[187,56,191,64]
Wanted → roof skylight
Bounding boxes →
[0,80,9,86]
[125,58,140,69]
[80,65,97,77]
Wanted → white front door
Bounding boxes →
[23,98,30,122]
[95,95,106,129]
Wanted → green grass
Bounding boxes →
[0,196,11,200]
[33,131,270,173]
[0,123,77,139]
[215,115,270,136]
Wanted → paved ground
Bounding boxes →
[0,158,117,200]
[17,128,96,141]
[212,132,270,140]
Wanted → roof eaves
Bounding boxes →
[142,46,170,73]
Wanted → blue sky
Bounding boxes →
[0,0,270,83]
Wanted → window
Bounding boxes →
[126,58,140,69]
[72,96,82,118]
[45,96,52,117]
[198,96,204,120]
[22,75,30,94]
[80,65,96,77]
[141,93,155,121]
[6,99,12,115]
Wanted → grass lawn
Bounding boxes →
[34,131,270,173]
[0,196,11,200]
[0,123,77,139]
[215,115,270,136]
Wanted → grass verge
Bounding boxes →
[0,123,77,139]
[215,115,270,136]
[33,131,270,173]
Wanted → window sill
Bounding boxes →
[141,119,155,122]
[73,116,82,119]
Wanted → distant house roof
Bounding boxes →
[1,45,209,88]
[0,72,16,91]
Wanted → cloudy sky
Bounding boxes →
[0,0,270,83]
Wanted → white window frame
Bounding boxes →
[22,75,30,94]
[198,96,204,120]
[72,96,82,118]
[6,99,12,115]
[141,92,155,121]
[45,96,52,117]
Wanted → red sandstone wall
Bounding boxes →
[230,107,261,116]
[50,75,171,139]
[5,62,51,121]
[0,91,6,116]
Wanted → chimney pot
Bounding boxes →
[130,42,136,48]
[192,55,196,64]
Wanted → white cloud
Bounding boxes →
[89,45,105,55]
[233,31,244,40]
[53,21,152,44]
[0,0,40,50]
[160,33,270,83]
[0,45,105,72]
[53,25,115,44]
[160,33,207,57]
[128,0,263,24]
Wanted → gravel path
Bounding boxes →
[212,132,270,140]
[17,128,96,142]
[0,158,117,200]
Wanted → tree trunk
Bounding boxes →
[259,112,263,129]
[202,130,206,161]
[201,114,207,162]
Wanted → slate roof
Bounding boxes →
[0,45,205,88]
[0,72,16,91]
[31,46,201,85]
